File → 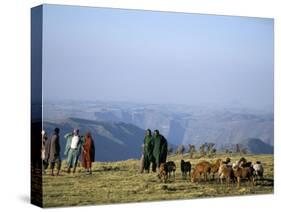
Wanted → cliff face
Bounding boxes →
[43,101,274,156]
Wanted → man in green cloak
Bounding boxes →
[64,129,84,173]
[152,129,168,173]
[143,129,154,173]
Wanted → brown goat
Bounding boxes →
[210,159,222,179]
[158,161,176,183]
[191,161,211,182]
[232,164,254,188]
[218,163,234,185]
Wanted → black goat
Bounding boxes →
[180,160,191,179]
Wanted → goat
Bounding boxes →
[237,157,252,168]
[191,161,211,183]
[232,162,254,188]
[210,159,222,179]
[158,161,176,183]
[218,163,234,185]
[222,157,231,165]
[180,160,191,179]
[252,161,264,180]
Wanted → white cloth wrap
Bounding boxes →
[71,135,79,149]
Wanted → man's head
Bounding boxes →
[54,128,60,134]
[85,131,91,138]
[73,129,79,136]
[146,129,151,136]
[154,129,160,136]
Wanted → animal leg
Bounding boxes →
[220,176,223,184]
[251,177,255,186]
[164,174,168,183]
[217,173,221,183]
[237,177,240,188]
[226,177,230,186]
[204,173,208,182]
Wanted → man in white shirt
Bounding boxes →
[64,129,84,173]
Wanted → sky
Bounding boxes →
[42,4,274,111]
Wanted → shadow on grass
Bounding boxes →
[93,166,129,172]
[255,178,274,186]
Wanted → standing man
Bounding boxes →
[143,129,154,173]
[45,128,61,176]
[64,129,83,174]
[152,129,168,173]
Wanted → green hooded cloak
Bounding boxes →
[153,132,168,166]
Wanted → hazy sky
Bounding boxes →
[42,4,274,110]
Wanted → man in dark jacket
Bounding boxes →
[152,129,168,173]
[45,128,61,176]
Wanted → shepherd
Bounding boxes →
[82,131,95,174]
[152,129,168,173]
[143,129,154,173]
[64,129,84,173]
[45,128,61,176]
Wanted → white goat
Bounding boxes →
[252,161,264,179]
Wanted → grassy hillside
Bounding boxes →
[42,154,273,207]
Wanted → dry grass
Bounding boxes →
[42,153,273,207]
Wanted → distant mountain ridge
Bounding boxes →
[44,117,145,162]
[44,117,273,162]
[44,101,274,148]
[241,138,273,154]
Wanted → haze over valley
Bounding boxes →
[43,100,273,161]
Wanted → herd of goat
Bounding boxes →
[157,157,264,187]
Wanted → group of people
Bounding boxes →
[141,129,168,173]
[41,128,95,176]
[41,127,167,176]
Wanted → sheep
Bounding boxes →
[158,161,176,183]
[180,160,191,179]
[252,161,264,180]
[191,161,211,183]
[232,162,254,188]
[210,159,222,179]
